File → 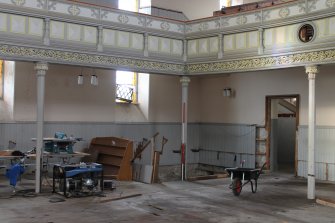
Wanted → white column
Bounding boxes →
[34,62,48,193]
[43,18,50,46]
[183,39,187,62]
[218,33,223,59]
[97,25,103,52]
[180,76,190,181]
[258,28,264,55]
[144,33,149,57]
[305,65,318,200]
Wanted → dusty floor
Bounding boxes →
[0,173,335,223]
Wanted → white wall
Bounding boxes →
[10,62,335,126]
[149,74,200,122]
[138,73,150,120]
[12,62,189,123]
[14,62,148,122]
[149,74,181,122]
[152,0,220,20]
[198,65,335,126]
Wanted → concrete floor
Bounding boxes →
[0,173,335,223]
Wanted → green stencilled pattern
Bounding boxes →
[0,45,184,73]
[1,45,335,75]
[186,50,335,74]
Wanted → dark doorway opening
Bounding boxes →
[266,95,299,174]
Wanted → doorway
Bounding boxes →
[265,95,299,174]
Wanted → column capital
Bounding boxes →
[35,62,48,71]
[34,62,48,76]
[180,76,190,86]
[305,65,319,79]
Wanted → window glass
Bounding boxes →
[119,0,138,12]
[298,24,314,43]
[116,71,137,103]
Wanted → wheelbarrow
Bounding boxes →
[226,163,267,196]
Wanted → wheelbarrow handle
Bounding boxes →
[260,162,268,172]
[256,162,268,178]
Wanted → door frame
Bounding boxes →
[265,94,300,174]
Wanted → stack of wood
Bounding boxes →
[132,133,168,184]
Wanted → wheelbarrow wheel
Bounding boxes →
[232,178,242,196]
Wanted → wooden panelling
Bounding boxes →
[88,136,133,180]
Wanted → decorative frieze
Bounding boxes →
[279,7,290,18]
[186,49,335,74]
[0,44,184,73]
[1,44,335,75]
[326,0,335,8]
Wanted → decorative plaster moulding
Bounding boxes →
[186,49,335,74]
[1,0,334,37]
[1,44,335,75]
[0,44,185,74]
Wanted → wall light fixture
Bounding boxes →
[91,73,98,86]
[223,88,232,97]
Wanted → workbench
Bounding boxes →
[0,150,90,167]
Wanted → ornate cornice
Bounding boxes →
[186,50,335,74]
[34,61,48,71]
[1,44,335,75]
[0,44,185,74]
